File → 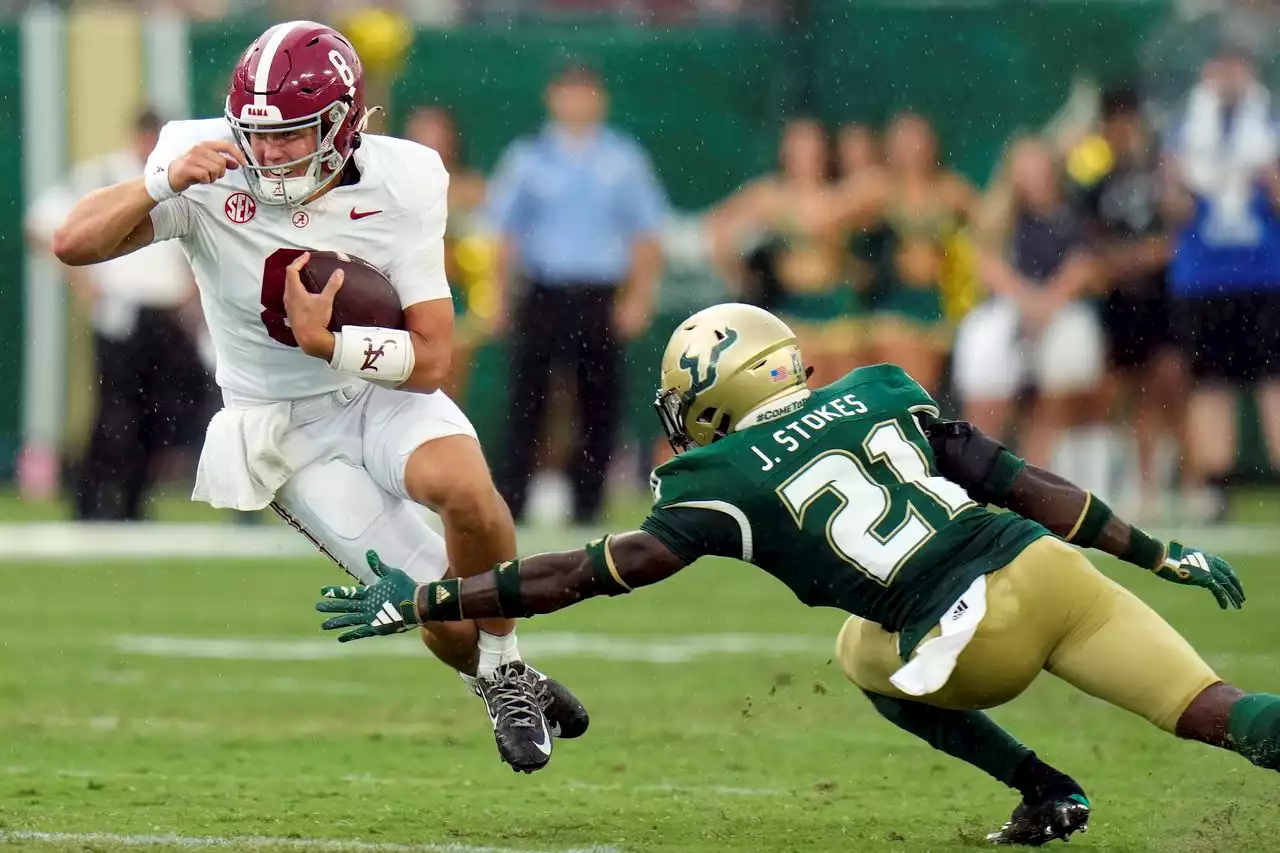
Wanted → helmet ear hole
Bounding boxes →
[695,407,716,425]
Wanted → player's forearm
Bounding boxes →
[927,418,1167,570]
[53,178,156,265]
[1004,464,1165,569]
[414,549,611,622]
[399,330,450,393]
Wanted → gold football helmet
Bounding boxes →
[655,303,809,453]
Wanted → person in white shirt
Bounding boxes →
[49,20,587,774]
[27,109,214,521]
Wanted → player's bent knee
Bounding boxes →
[403,434,498,512]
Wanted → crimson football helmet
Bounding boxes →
[225,21,368,206]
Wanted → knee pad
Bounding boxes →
[274,457,448,584]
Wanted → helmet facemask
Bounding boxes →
[226,99,353,207]
[655,388,703,455]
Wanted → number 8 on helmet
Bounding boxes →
[225,20,371,207]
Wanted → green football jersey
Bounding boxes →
[641,364,1049,659]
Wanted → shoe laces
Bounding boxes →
[522,666,555,713]
[484,664,541,729]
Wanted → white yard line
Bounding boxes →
[0,522,595,562]
[1,766,784,799]
[111,632,833,664]
[0,521,1278,563]
[0,831,623,853]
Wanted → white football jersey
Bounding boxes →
[146,118,450,402]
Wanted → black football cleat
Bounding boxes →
[986,792,1091,846]
[475,661,552,773]
[525,663,590,739]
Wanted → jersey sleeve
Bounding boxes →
[383,146,451,309]
[639,452,752,565]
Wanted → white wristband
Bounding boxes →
[329,326,415,385]
[144,164,178,202]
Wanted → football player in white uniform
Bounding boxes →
[50,20,586,774]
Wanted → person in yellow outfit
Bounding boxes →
[707,119,865,386]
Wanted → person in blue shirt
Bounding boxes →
[484,61,667,525]
[1165,39,1280,521]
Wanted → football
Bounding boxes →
[300,249,405,332]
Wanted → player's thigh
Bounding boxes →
[1045,562,1220,733]
[272,455,448,584]
[834,564,1053,711]
[1033,301,1104,394]
[952,299,1021,402]
[359,385,482,504]
[933,539,1079,709]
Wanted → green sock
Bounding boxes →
[1228,693,1280,770]
[863,690,1031,786]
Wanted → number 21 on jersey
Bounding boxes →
[776,420,974,586]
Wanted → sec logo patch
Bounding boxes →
[224,192,256,224]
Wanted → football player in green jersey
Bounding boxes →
[317,303,1273,846]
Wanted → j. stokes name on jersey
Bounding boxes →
[749,393,869,472]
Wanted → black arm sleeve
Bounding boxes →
[918,414,1027,507]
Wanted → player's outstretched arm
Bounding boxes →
[315,532,686,642]
[924,416,1245,610]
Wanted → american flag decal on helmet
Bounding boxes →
[770,365,790,382]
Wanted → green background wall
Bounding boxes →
[0,24,24,476]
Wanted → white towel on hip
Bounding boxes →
[890,574,988,697]
[191,402,294,511]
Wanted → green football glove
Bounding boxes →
[316,550,422,642]
[1155,541,1246,610]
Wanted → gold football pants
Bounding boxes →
[836,536,1220,732]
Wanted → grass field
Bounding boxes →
[2,523,1279,853]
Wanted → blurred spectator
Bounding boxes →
[1071,86,1189,519]
[1165,39,1280,521]
[26,108,214,521]
[836,122,880,180]
[403,105,489,405]
[954,138,1105,484]
[854,112,977,395]
[706,118,862,386]
[835,122,882,336]
[485,61,666,525]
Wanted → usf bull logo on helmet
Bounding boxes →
[655,303,809,452]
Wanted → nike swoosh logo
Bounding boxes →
[349,208,382,220]
[532,721,552,756]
